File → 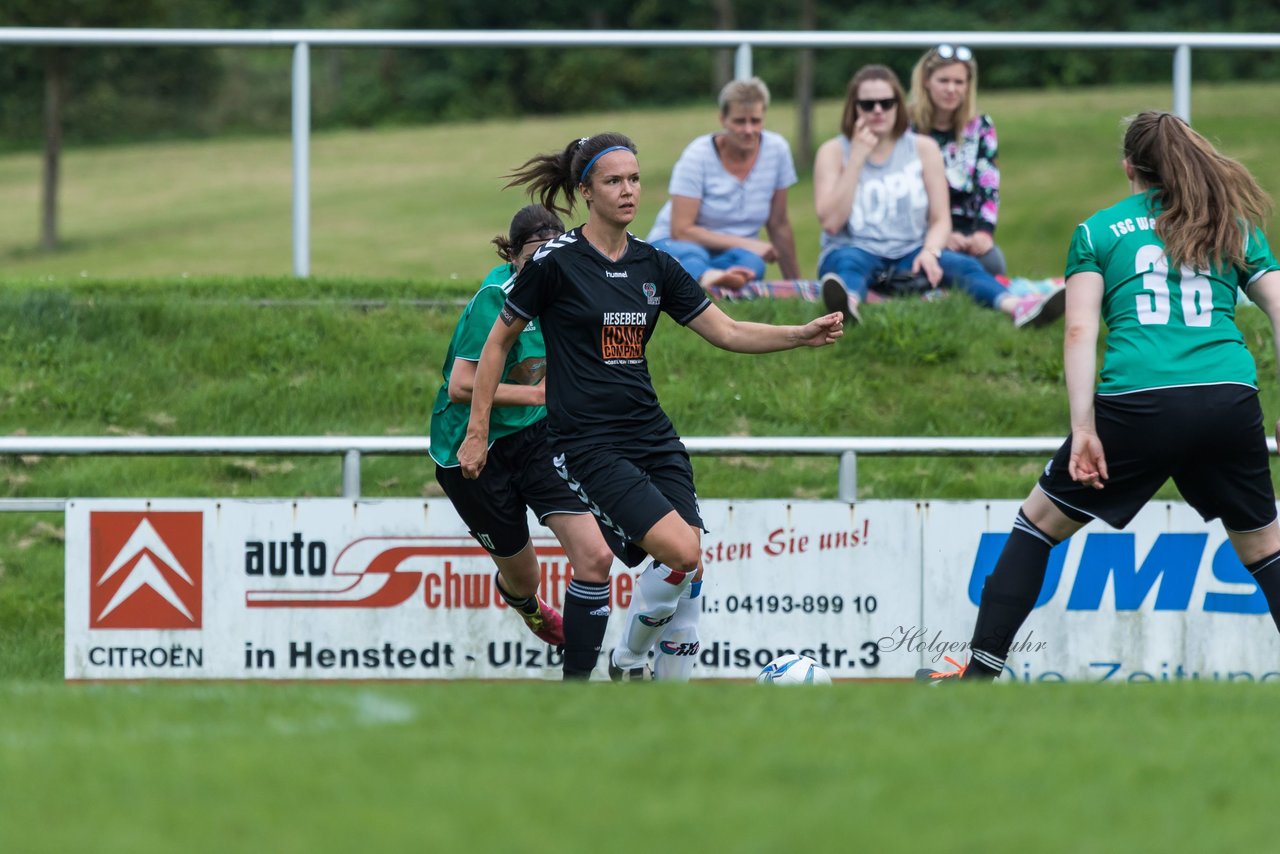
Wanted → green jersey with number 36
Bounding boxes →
[1065,191,1280,395]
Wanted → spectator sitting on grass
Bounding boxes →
[646,77,801,291]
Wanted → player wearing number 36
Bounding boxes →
[920,110,1280,682]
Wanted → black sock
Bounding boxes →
[965,510,1060,680]
[493,572,538,616]
[1246,550,1280,633]
[563,579,611,680]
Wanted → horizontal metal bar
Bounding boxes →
[0,28,1276,50]
[0,498,67,512]
[0,435,1274,456]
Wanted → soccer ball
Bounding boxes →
[756,654,832,685]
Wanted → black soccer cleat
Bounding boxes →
[914,655,967,684]
[607,649,653,682]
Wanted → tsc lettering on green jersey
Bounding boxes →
[429,264,547,468]
[1065,190,1280,395]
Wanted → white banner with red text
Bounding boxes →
[64,498,1280,681]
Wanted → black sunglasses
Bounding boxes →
[934,44,973,62]
[857,98,898,112]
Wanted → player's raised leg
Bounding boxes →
[610,512,700,676]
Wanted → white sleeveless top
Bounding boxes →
[819,132,928,262]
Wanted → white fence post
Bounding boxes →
[838,451,857,502]
[342,449,361,497]
[292,42,311,278]
[734,42,752,79]
[1173,44,1192,122]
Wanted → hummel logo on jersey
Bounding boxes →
[605,270,629,279]
[532,233,576,262]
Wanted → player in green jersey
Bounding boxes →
[920,110,1280,681]
[431,205,617,679]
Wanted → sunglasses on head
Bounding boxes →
[934,44,973,62]
[857,98,898,112]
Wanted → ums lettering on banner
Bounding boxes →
[970,532,1266,613]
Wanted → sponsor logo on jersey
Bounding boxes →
[643,282,660,305]
[602,324,644,361]
[90,512,203,629]
[605,270,629,279]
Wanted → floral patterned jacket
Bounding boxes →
[920,114,999,236]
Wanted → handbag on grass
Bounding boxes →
[869,269,933,299]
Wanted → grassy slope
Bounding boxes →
[0,83,1277,281]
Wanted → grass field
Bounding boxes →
[2,680,1276,852]
[2,84,1280,852]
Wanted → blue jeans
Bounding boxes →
[650,238,767,281]
[818,245,1007,308]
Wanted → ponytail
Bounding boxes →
[1123,111,1272,271]
[505,132,638,217]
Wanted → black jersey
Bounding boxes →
[504,228,711,454]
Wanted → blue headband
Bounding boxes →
[579,145,631,184]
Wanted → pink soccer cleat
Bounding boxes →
[520,597,564,646]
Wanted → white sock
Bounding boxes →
[613,561,692,669]
[654,580,702,682]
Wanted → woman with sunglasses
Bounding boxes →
[908,44,1006,277]
[815,64,1062,328]
[431,204,619,680]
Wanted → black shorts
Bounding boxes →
[435,420,589,558]
[554,444,707,568]
[1038,384,1277,532]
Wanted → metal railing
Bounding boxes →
[3,27,1279,277]
[2,434,1277,510]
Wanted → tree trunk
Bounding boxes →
[712,0,736,90]
[794,0,816,171]
[41,47,65,253]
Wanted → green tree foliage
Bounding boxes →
[0,0,1278,149]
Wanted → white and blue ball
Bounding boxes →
[756,654,832,685]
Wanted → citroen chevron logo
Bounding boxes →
[97,519,194,621]
[90,512,202,629]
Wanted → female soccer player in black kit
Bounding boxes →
[458,132,843,680]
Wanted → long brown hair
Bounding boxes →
[907,48,978,143]
[504,132,638,217]
[840,65,909,141]
[1123,111,1272,271]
